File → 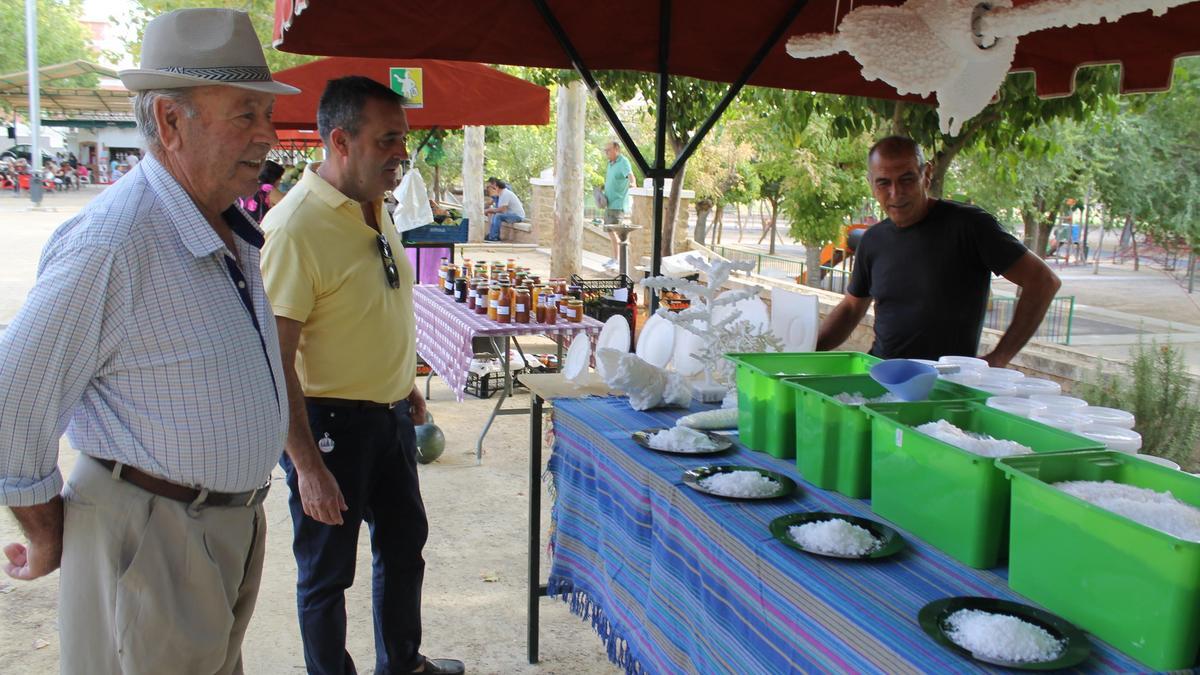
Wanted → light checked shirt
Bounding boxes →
[0,155,288,506]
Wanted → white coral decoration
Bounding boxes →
[641,256,783,387]
[786,0,1191,136]
[596,348,692,411]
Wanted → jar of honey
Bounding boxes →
[475,280,489,315]
[487,282,501,321]
[496,282,513,323]
[467,278,479,310]
[566,298,583,323]
[543,295,558,324]
[514,287,531,323]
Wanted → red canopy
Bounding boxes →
[274,128,323,149]
[273,1,1200,101]
[270,57,550,130]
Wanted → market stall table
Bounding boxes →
[412,285,601,462]
[537,395,1161,673]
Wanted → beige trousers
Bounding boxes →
[58,456,267,675]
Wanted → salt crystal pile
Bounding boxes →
[1055,480,1200,542]
[788,519,881,557]
[833,391,901,405]
[699,470,779,498]
[944,609,1065,663]
[917,419,1034,458]
[647,426,719,452]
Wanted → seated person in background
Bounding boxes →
[483,177,525,242]
[430,199,451,223]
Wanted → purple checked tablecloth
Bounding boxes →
[412,284,603,402]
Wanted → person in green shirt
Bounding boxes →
[602,141,635,270]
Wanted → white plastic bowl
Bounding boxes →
[1079,406,1136,430]
[938,355,988,371]
[984,367,1025,382]
[1136,454,1181,470]
[1077,424,1143,454]
[1016,377,1062,398]
[986,396,1047,417]
[1030,412,1084,432]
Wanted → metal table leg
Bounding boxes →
[528,393,545,663]
[476,335,510,464]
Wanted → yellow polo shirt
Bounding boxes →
[260,164,416,403]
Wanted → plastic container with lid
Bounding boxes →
[941,370,982,386]
[1030,411,1084,432]
[1016,377,1062,398]
[1077,424,1142,453]
[986,396,1047,418]
[983,367,1024,382]
[1079,405,1136,429]
[1137,454,1182,470]
[938,355,988,371]
[974,379,1019,397]
[1030,394,1088,413]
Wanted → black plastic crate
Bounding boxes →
[570,274,636,350]
[465,370,500,399]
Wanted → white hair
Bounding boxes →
[133,89,198,153]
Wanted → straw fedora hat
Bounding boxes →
[119,8,299,95]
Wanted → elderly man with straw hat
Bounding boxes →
[0,8,296,674]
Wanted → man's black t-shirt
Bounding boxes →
[846,200,1027,360]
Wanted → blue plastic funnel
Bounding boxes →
[870,359,938,402]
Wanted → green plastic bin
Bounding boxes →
[725,352,879,459]
[784,375,988,498]
[997,451,1200,671]
[863,401,1104,568]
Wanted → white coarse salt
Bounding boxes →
[832,391,901,405]
[699,470,779,498]
[917,419,1035,458]
[945,609,1065,663]
[1055,480,1200,542]
[647,426,719,452]
[788,519,880,556]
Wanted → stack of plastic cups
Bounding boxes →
[974,367,1023,397]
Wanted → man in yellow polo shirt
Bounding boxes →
[260,76,464,675]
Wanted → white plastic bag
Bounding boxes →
[392,170,434,233]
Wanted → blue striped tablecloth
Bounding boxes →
[547,396,1167,675]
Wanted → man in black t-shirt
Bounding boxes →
[817,136,1061,366]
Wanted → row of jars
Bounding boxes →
[452,278,584,324]
[439,257,539,294]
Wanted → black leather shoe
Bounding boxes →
[413,657,465,674]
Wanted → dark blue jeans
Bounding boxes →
[281,400,429,675]
[488,211,522,239]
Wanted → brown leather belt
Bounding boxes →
[307,396,406,410]
[93,457,270,507]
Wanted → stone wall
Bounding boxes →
[529,178,555,247]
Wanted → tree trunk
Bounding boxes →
[1035,221,1053,261]
[891,101,909,136]
[660,135,688,259]
[1093,210,1109,275]
[694,201,711,244]
[1020,210,1038,251]
[462,125,486,241]
[714,205,724,245]
[1080,190,1092,263]
[769,209,778,256]
[805,243,822,290]
[552,81,586,279]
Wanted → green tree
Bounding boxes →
[119,0,315,73]
[0,0,97,96]
[825,67,1123,199]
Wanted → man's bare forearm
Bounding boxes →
[11,497,63,547]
